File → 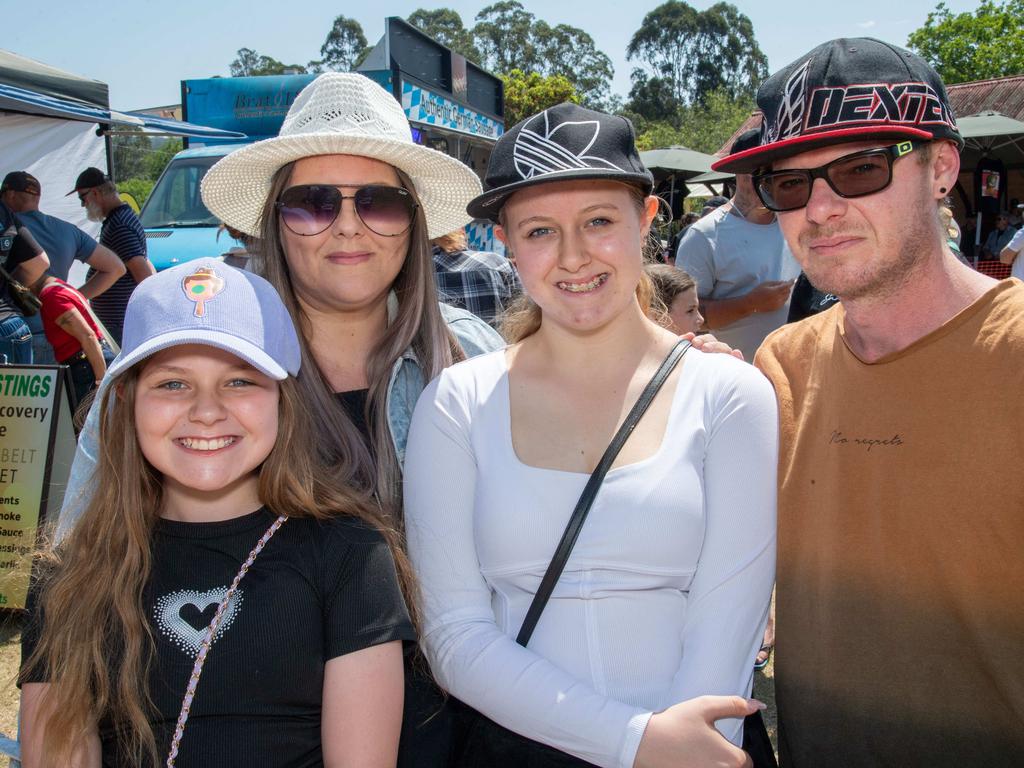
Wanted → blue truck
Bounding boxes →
[139,143,248,270]
[141,74,316,270]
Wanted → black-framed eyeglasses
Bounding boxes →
[275,184,418,238]
[752,141,924,212]
[77,188,96,204]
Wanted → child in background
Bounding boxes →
[20,258,414,768]
[645,263,704,335]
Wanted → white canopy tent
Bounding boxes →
[0,51,109,235]
[0,50,246,282]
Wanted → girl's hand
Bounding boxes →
[634,695,762,768]
[681,332,745,361]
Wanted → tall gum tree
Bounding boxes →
[626,0,767,109]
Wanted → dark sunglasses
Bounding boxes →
[275,184,417,238]
[752,141,924,212]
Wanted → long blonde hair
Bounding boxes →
[253,163,464,517]
[499,184,661,342]
[25,366,418,767]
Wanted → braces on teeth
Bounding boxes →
[559,274,608,293]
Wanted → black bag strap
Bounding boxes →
[516,339,691,647]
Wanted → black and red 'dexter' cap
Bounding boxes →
[713,38,963,174]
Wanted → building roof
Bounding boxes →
[714,74,1024,159]
[947,75,1024,123]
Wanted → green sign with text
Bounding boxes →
[0,366,75,609]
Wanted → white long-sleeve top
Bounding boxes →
[404,348,777,768]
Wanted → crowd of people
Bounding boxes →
[4,33,1022,768]
[0,167,155,404]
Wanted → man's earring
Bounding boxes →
[939,187,947,194]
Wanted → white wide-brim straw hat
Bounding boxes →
[201,72,483,240]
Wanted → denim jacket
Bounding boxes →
[55,303,504,538]
[388,303,504,465]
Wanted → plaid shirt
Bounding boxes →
[433,247,521,328]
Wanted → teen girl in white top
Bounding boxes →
[404,104,777,768]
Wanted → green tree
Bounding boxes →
[230,48,262,77]
[472,2,613,108]
[230,47,307,77]
[677,88,755,155]
[626,71,681,123]
[626,88,752,154]
[533,22,614,107]
[634,120,683,152]
[626,1,767,108]
[473,1,539,74]
[319,15,369,71]
[407,8,483,62]
[502,69,579,126]
[144,139,183,182]
[110,128,151,182]
[907,0,1024,84]
[117,178,155,208]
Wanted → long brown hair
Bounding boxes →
[25,364,418,767]
[252,163,464,518]
[499,183,661,342]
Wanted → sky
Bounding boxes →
[5,0,979,111]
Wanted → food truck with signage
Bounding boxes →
[141,17,505,270]
[356,17,505,251]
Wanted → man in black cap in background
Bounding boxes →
[1,171,126,363]
[676,129,799,360]
[69,167,155,345]
[714,38,1024,765]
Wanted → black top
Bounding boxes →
[22,508,415,767]
[787,272,840,323]
[88,203,147,329]
[0,201,44,322]
[335,388,371,448]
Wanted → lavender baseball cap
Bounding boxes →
[106,258,300,381]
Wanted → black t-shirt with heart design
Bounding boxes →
[22,508,415,767]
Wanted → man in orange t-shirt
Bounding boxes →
[714,38,1024,766]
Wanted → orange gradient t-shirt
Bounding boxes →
[756,279,1024,767]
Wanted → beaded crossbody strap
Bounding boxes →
[165,514,287,767]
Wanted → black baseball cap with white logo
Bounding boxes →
[467,102,654,222]
[713,38,963,174]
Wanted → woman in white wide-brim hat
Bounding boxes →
[59,71,505,767]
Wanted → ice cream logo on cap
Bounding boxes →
[181,266,225,317]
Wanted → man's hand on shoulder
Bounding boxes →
[682,332,745,361]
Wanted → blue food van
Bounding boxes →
[142,18,505,271]
[140,73,317,270]
[139,143,247,270]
